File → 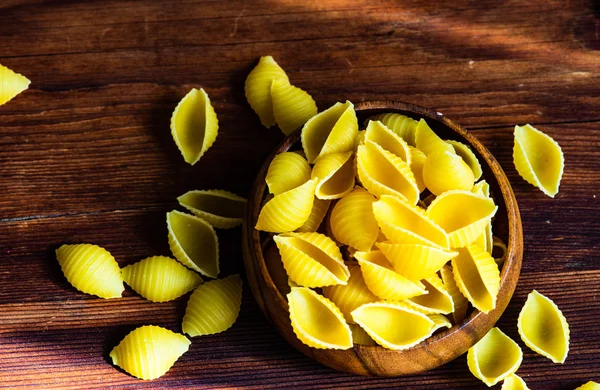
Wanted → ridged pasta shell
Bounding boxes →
[473,220,493,255]
[415,119,454,156]
[472,180,491,197]
[311,151,355,199]
[244,56,289,128]
[501,374,530,390]
[429,313,453,333]
[266,152,312,195]
[354,250,427,301]
[364,120,411,163]
[322,264,378,323]
[493,236,508,265]
[446,139,483,180]
[373,195,450,249]
[423,150,475,196]
[0,64,30,105]
[354,129,365,150]
[182,275,243,337]
[357,141,419,205]
[351,301,435,350]
[301,101,358,163]
[271,79,318,135]
[349,323,377,346]
[426,190,498,248]
[170,88,218,165]
[167,210,219,278]
[110,325,190,380]
[177,189,247,229]
[287,287,353,350]
[274,232,349,287]
[452,244,500,313]
[255,178,317,233]
[376,241,457,281]
[467,327,523,387]
[296,198,331,233]
[55,244,124,299]
[440,264,469,324]
[122,256,203,303]
[575,382,600,390]
[408,146,427,192]
[517,290,569,363]
[365,113,418,146]
[513,124,564,197]
[407,274,454,314]
[329,186,379,252]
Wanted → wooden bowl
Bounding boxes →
[242,101,523,376]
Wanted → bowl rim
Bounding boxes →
[243,100,523,376]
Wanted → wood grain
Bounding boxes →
[0,0,599,388]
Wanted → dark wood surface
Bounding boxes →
[0,0,598,388]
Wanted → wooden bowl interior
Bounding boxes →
[242,101,522,376]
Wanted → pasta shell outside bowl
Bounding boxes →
[242,101,523,376]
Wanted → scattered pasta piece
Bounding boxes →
[446,139,483,180]
[452,244,500,313]
[467,327,523,387]
[311,151,355,199]
[265,152,312,195]
[122,256,202,303]
[55,243,124,299]
[517,290,569,363]
[182,275,243,337]
[296,198,331,232]
[575,382,600,390]
[501,374,530,390]
[255,178,317,233]
[513,124,564,197]
[288,287,353,350]
[407,274,454,314]
[365,113,418,146]
[245,56,289,128]
[301,101,358,163]
[408,145,427,192]
[415,118,454,156]
[423,149,475,196]
[170,88,218,165]
[376,241,457,281]
[271,79,318,135]
[110,325,190,380]
[0,63,30,106]
[167,210,219,278]
[329,186,379,252]
[364,120,411,163]
[440,264,469,324]
[177,189,247,229]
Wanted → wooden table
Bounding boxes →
[1,1,598,388]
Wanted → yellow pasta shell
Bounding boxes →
[415,118,454,156]
[271,79,318,135]
[426,190,498,248]
[110,325,190,380]
[301,101,358,163]
[274,232,349,288]
[365,113,418,146]
[287,287,353,350]
[357,141,419,205]
[329,186,379,252]
[423,150,475,196]
[376,241,457,281]
[467,327,523,387]
[265,152,312,196]
[501,374,530,390]
[170,88,218,165]
[296,198,331,233]
[55,244,124,299]
[517,290,569,363]
[429,313,453,333]
[373,194,450,249]
[351,301,435,350]
[177,189,247,229]
[408,146,427,192]
[0,64,30,106]
[407,274,454,314]
[256,178,317,233]
[182,274,243,337]
[452,244,500,314]
[440,264,469,324]
[446,139,483,180]
[472,179,491,198]
[167,210,219,278]
[349,323,377,346]
[122,256,203,303]
[364,120,411,163]
[513,124,564,197]
[322,264,378,323]
[354,250,427,301]
[311,151,355,199]
[244,56,289,128]
[575,382,600,390]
